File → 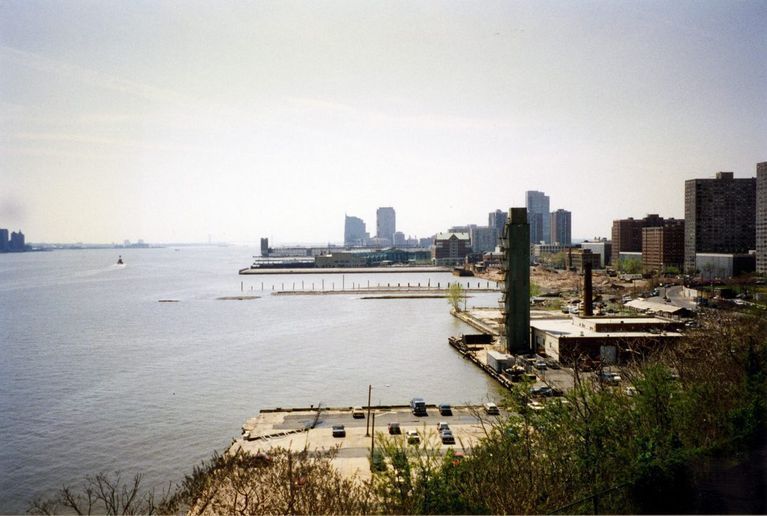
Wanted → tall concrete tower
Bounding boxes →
[501,208,531,355]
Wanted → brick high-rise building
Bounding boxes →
[610,214,665,265]
[757,162,767,275]
[549,209,572,245]
[684,172,756,272]
[642,220,685,273]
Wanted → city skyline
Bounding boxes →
[1,2,765,244]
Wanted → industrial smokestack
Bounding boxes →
[582,261,593,316]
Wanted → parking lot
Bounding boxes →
[235,405,506,480]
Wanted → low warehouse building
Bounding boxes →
[531,316,684,366]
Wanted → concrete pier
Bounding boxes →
[239,266,450,275]
[232,405,500,481]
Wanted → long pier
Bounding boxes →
[239,266,450,275]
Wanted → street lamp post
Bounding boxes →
[365,384,372,436]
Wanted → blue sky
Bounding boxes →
[1,1,765,243]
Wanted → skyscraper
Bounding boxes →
[0,228,8,252]
[684,172,756,272]
[525,191,550,244]
[376,207,396,243]
[549,209,572,245]
[344,215,367,246]
[757,162,767,274]
[488,209,508,231]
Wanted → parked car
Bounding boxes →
[351,406,365,419]
[527,401,545,411]
[438,403,453,416]
[410,397,427,416]
[406,430,421,444]
[483,402,500,415]
[387,422,401,435]
[599,371,621,385]
[533,360,547,370]
[440,430,456,445]
[530,385,553,397]
[332,425,346,438]
[437,421,450,432]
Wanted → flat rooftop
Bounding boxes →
[531,317,684,339]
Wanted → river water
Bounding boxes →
[0,246,498,512]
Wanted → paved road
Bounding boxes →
[664,285,697,310]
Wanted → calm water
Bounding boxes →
[0,246,498,512]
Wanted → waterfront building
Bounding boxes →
[526,191,550,244]
[469,226,498,253]
[260,237,269,257]
[432,232,471,265]
[580,240,612,268]
[376,207,396,242]
[757,162,767,274]
[9,230,25,251]
[642,221,685,274]
[549,209,572,245]
[0,228,8,252]
[532,316,683,366]
[501,208,532,355]
[684,172,756,273]
[611,214,665,265]
[344,215,368,247]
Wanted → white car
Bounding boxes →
[483,402,500,415]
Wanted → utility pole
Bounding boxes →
[370,412,376,459]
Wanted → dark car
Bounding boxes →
[438,404,453,416]
[332,425,346,438]
[440,430,456,445]
[410,397,427,416]
[387,422,401,435]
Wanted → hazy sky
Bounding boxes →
[1,1,765,244]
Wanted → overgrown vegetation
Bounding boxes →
[30,312,767,514]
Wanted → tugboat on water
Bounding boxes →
[117,255,124,265]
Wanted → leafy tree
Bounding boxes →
[446,282,464,312]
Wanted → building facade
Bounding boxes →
[641,221,685,273]
[757,162,767,275]
[9,230,24,251]
[580,240,612,268]
[344,215,367,246]
[0,228,8,252]
[549,209,572,245]
[376,207,396,242]
[684,172,756,272]
[432,232,471,265]
[526,191,550,244]
[469,226,498,253]
[611,214,665,265]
